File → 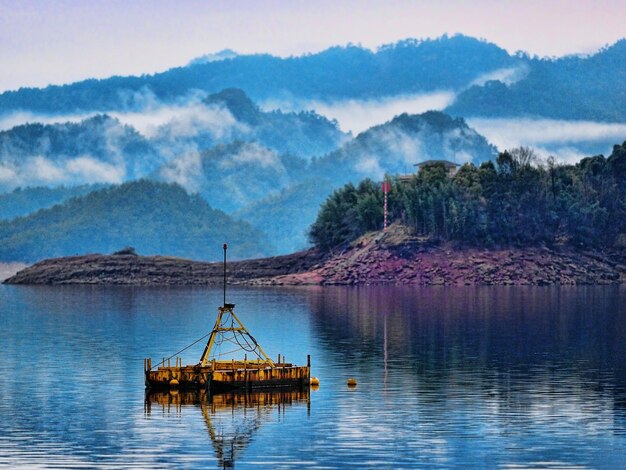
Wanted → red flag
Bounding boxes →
[382,181,390,193]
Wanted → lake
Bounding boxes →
[1,284,625,468]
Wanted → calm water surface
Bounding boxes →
[0,285,625,468]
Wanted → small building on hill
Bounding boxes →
[398,159,461,182]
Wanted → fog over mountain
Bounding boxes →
[0,89,345,192]
[1,34,623,162]
[233,111,497,252]
[0,34,624,259]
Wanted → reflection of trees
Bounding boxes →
[305,285,626,408]
[145,390,310,469]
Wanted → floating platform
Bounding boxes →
[144,245,310,392]
[145,355,311,392]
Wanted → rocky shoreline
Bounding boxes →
[4,226,626,286]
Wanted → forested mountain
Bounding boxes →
[0,115,159,191]
[0,89,345,191]
[0,180,271,262]
[447,40,626,121]
[235,178,336,253]
[312,111,496,184]
[229,111,496,252]
[156,141,308,213]
[0,184,103,221]
[154,88,347,158]
[0,35,518,113]
[310,142,626,250]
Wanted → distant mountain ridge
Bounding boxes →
[0,35,520,113]
[448,39,626,121]
[1,34,625,123]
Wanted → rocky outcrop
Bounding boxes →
[5,224,626,286]
[4,250,326,286]
[253,225,626,286]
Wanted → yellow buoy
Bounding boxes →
[169,378,179,387]
[347,378,357,387]
[310,377,320,386]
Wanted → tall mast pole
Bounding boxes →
[223,243,227,307]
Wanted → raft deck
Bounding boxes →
[145,356,311,392]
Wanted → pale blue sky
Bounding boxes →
[1,0,625,91]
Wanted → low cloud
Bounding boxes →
[158,151,203,192]
[65,157,126,183]
[262,91,456,134]
[218,142,281,170]
[355,155,385,179]
[468,117,626,161]
[469,64,529,87]
[0,155,125,190]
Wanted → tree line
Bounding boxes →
[309,142,626,250]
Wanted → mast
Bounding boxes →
[223,243,227,307]
[199,243,275,367]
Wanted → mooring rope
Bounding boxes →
[149,330,213,370]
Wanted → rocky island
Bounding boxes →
[5,225,625,286]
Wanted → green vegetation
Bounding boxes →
[310,143,626,250]
[0,35,516,112]
[0,180,272,262]
[448,40,626,121]
[0,184,103,221]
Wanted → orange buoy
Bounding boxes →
[347,378,357,387]
[310,377,320,386]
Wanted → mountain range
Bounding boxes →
[1,35,625,123]
[0,34,624,262]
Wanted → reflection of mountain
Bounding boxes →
[145,389,310,469]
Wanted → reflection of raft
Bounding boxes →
[145,388,310,409]
[144,244,310,392]
[145,388,310,468]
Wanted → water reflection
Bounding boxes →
[145,389,310,468]
[1,285,625,467]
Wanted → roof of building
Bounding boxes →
[414,159,461,168]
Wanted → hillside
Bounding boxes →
[448,40,626,121]
[153,88,347,158]
[5,224,625,286]
[0,115,159,191]
[230,111,497,253]
[0,184,103,221]
[0,35,518,113]
[0,180,271,262]
[310,142,626,251]
[156,141,308,213]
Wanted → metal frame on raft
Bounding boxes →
[144,244,311,392]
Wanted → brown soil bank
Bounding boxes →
[5,225,626,286]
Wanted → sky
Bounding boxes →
[1,0,625,92]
